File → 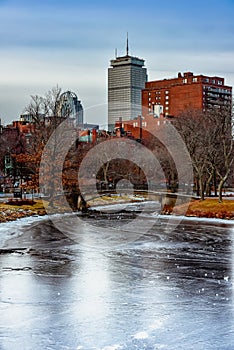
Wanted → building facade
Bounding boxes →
[115,114,168,140]
[108,51,147,130]
[142,72,232,117]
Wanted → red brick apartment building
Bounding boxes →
[142,72,232,117]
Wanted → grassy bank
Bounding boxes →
[0,199,47,222]
[172,198,234,220]
[0,195,143,223]
[1,196,234,223]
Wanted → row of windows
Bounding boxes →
[134,120,169,127]
[148,90,169,96]
[205,92,232,100]
[148,106,169,112]
[183,77,198,83]
[203,78,223,85]
[148,95,170,102]
[132,121,148,128]
[149,100,169,105]
[204,87,232,94]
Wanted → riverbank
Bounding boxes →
[0,196,234,223]
[171,198,234,220]
[0,195,144,223]
[0,199,47,222]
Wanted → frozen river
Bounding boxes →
[0,202,234,350]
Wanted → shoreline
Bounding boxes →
[0,197,234,224]
[0,200,47,223]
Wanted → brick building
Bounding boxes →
[142,72,232,117]
[115,115,168,140]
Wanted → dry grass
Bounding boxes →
[173,198,234,219]
[1,199,47,211]
[0,199,48,222]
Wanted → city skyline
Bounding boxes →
[1,0,234,127]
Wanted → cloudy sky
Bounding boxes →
[0,0,234,126]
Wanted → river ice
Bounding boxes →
[0,203,234,349]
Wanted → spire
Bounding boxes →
[126,32,129,56]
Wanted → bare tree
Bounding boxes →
[21,86,76,207]
[174,106,234,202]
[174,108,209,200]
[212,107,234,202]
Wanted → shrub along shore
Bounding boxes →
[0,197,234,223]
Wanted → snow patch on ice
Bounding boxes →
[101,345,122,350]
[133,331,149,339]
[149,319,164,330]
[159,214,234,226]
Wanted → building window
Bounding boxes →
[165,106,169,110]
[165,101,169,105]
[165,96,169,100]
[218,80,223,85]
[165,90,169,94]
[183,78,187,84]
[192,77,197,83]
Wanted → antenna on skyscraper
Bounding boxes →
[126,32,129,56]
[115,48,118,58]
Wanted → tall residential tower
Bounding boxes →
[108,39,147,130]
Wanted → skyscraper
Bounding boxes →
[108,38,147,130]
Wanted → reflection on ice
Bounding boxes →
[71,249,110,320]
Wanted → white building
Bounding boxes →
[59,91,83,126]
